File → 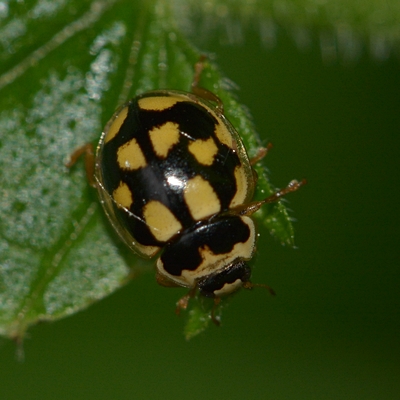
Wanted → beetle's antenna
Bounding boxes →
[243,281,276,296]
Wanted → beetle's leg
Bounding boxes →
[175,286,197,316]
[66,143,96,187]
[232,178,307,216]
[191,55,224,113]
[191,54,207,90]
[250,142,273,166]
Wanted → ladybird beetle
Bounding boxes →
[68,59,305,316]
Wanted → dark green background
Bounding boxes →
[1,27,399,400]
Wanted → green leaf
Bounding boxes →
[183,300,212,341]
[0,0,303,341]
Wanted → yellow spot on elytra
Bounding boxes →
[105,106,128,143]
[149,122,180,158]
[113,182,133,209]
[214,120,233,148]
[117,138,146,170]
[143,201,182,242]
[188,137,218,166]
[229,166,248,207]
[138,95,184,111]
[184,176,220,220]
[136,244,161,258]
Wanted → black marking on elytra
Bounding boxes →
[99,95,243,247]
[160,215,251,276]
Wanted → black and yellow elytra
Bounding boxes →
[95,90,259,297]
